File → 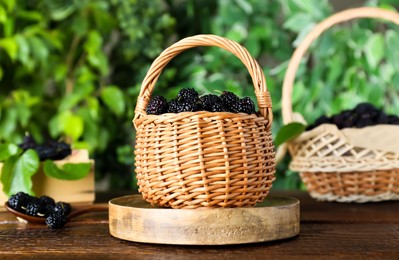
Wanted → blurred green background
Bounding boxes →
[1,0,398,192]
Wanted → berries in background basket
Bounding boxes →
[307,102,399,130]
[388,115,399,125]
[45,211,67,229]
[146,95,168,115]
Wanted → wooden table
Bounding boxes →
[1,190,398,259]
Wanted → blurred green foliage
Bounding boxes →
[0,0,398,191]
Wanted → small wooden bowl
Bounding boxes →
[109,195,299,245]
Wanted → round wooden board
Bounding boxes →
[108,195,300,245]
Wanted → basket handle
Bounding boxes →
[282,7,399,124]
[133,34,273,128]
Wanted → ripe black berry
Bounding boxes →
[237,97,256,114]
[220,91,239,107]
[308,102,399,130]
[177,88,199,103]
[25,200,43,216]
[200,94,225,112]
[176,102,202,113]
[39,196,56,216]
[18,135,37,151]
[146,95,168,115]
[53,202,72,216]
[8,192,30,211]
[45,212,67,229]
[53,142,72,160]
[388,115,399,125]
[167,99,179,113]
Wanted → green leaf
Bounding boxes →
[246,34,260,57]
[85,31,102,51]
[385,30,399,71]
[234,0,253,14]
[364,34,384,69]
[275,122,306,147]
[63,113,84,140]
[283,13,314,32]
[2,0,16,11]
[43,160,92,180]
[0,37,18,60]
[0,5,7,24]
[15,35,30,66]
[49,111,84,140]
[0,143,20,161]
[29,36,49,62]
[100,86,125,116]
[50,5,76,21]
[1,149,39,196]
[226,23,247,43]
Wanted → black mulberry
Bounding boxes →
[39,196,56,216]
[177,88,199,103]
[200,94,225,112]
[176,102,202,113]
[146,95,168,115]
[45,212,67,229]
[25,199,43,216]
[53,202,72,216]
[8,192,30,211]
[167,99,179,113]
[236,97,256,114]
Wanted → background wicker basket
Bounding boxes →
[133,34,276,209]
[282,7,399,203]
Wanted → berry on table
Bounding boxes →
[25,200,43,216]
[45,212,67,229]
[39,196,56,216]
[8,192,30,211]
[53,202,72,216]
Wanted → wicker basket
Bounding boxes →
[133,35,276,209]
[281,7,399,203]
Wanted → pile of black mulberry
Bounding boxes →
[7,192,71,229]
[19,135,71,161]
[307,102,399,131]
[146,88,256,115]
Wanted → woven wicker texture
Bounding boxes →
[281,7,399,202]
[289,125,399,172]
[133,35,276,209]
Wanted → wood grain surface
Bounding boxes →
[109,195,299,245]
[0,191,398,259]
